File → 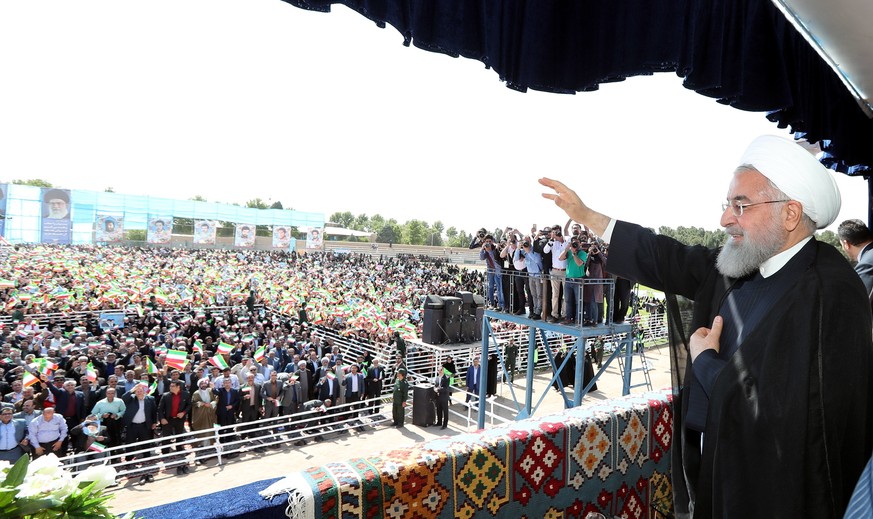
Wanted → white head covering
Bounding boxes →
[739,135,841,229]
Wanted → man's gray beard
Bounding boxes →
[716,221,786,278]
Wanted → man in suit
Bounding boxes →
[43,376,84,454]
[121,383,157,483]
[838,219,873,296]
[435,369,452,429]
[317,372,340,404]
[365,359,384,415]
[0,407,30,462]
[239,373,264,450]
[343,364,365,417]
[260,371,283,420]
[214,377,240,458]
[158,380,191,473]
[77,376,99,416]
[465,357,481,404]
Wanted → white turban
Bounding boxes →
[739,135,841,229]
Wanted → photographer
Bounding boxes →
[558,236,588,325]
[468,228,488,249]
[500,229,527,315]
[583,243,607,325]
[478,234,505,311]
[543,226,569,323]
[515,235,543,319]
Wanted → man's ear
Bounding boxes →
[783,200,804,232]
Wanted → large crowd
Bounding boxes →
[0,246,486,483]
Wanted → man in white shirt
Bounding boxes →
[543,226,569,322]
[27,407,67,458]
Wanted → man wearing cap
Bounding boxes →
[541,135,873,518]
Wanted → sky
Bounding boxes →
[0,0,867,237]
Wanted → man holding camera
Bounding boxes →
[478,234,505,311]
[501,230,528,315]
[543,226,569,322]
[558,237,588,324]
[516,235,543,319]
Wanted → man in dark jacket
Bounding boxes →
[158,380,191,472]
[542,135,873,518]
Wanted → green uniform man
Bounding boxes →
[392,368,409,427]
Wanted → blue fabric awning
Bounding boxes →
[281,0,873,176]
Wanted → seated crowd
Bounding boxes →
[0,246,485,483]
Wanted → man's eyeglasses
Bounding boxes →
[721,199,790,217]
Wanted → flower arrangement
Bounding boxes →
[0,454,129,518]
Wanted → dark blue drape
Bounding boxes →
[282,0,873,175]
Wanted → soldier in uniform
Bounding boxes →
[392,368,408,427]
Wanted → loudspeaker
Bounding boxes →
[412,384,436,426]
[471,293,486,308]
[474,307,484,341]
[444,317,461,343]
[424,294,445,309]
[442,296,463,318]
[455,291,475,313]
[422,308,445,345]
[460,316,476,343]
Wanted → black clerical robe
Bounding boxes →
[609,221,873,518]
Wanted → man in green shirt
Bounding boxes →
[559,238,588,324]
[392,368,409,427]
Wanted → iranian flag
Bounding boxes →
[216,342,233,355]
[145,357,159,375]
[443,367,455,385]
[23,371,39,388]
[326,372,336,381]
[0,279,16,289]
[165,349,188,369]
[86,362,98,382]
[148,379,158,395]
[88,441,107,453]
[209,355,229,370]
[253,345,265,363]
[192,340,203,354]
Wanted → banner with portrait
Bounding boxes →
[193,220,217,245]
[0,184,7,237]
[272,226,292,249]
[40,188,72,244]
[306,227,323,250]
[95,215,124,242]
[234,223,255,247]
[147,217,173,244]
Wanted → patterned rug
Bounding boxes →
[261,390,674,518]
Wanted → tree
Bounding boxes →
[190,195,207,202]
[328,211,355,229]
[104,187,115,193]
[429,220,445,246]
[270,201,284,210]
[403,220,428,245]
[353,213,370,231]
[12,179,52,187]
[377,222,401,244]
[369,214,386,234]
[246,198,269,209]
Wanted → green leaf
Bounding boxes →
[0,487,18,508]
[2,454,29,488]
[8,497,62,516]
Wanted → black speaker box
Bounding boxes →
[422,308,445,345]
[455,291,475,313]
[474,307,484,341]
[412,384,436,426]
[444,316,462,343]
[424,294,445,309]
[442,296,463,318]
[460,316,476,343]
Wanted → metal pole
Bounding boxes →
[622,334,634,395]
[477,315,490,429]
[573,336,585,406]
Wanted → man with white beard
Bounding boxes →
[540,135,873,518]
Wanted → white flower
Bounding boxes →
[27,453,62,478]
[16,471,72,500]
[73,464,118,491]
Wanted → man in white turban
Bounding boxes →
[540,135,873,518]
